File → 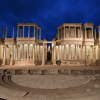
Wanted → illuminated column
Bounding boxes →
[23,26,25,38]
[22,44,24,59]
[69,44,71,59]
[39,45,40,60]
[3,45,6,65]
[85,45,87,60]
[58,45,59,60]
[33,44,35,60]
[81,45,82,60]
[42,43,45,65]
[12,45,14,59]
[36,45,37,59]
[16,45,18,60]
[19,45,20,59]
[27,44,29,59]
[53,43,57,65]
[64,44,66,60]
[34,26,35,38]
[36,28,38,39]
[6,27,8,38]
[75,45,77,60]
[13,27,15,38]
[92,45,94,63]
[95,29,96,40]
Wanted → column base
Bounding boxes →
[2,58,7,65]
[10,58,14,65]
[53,59,57,66]
[41,60,45,66]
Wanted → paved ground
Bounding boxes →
[0,65,100,70]
[12,75,89,89]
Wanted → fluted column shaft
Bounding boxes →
[12,44,14,59]
[64,44,66,60]
[22,44,24,59]
[75,45,77,60]
[4,45,6,59]
[33,44,35,60]
[16,45,18,60]
[27,44,29,59]
[69,44,71,59]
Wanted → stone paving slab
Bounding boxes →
[12,75,90,89]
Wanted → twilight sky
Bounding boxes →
[0,0,100,41]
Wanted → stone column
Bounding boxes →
[92,27,93,38]
[28,26,30,38]
[80,26,81,38]
[22,44,24,59]
[64,44,66,60]
[69,44,71,59]
[13,27,15,38]
[17,26,19,38]
[75,45,77,60]
[75,27,76,38]
[58,29,59,40]
[95,29,96,40]
[3,45,6,65]
[81,45,82,60]
[34,26,35,38]
[16,45,18,60]
[10,44,14,65]
[36,45,37,60]
[27,44,29,59]
[53,43,57,65]
[39,45,40,60]
[32,44,35,66]
[23,26,25,38]
[19,45,20,60]
[85,45,87,65]
[39,29,41,40]
[92,45,94,63]
[58,45,59,60]
[6,27,8,38]
[42,43,45,65]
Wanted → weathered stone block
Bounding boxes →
[22,69,29,75]
[30,69,42,74]
[58,69,70,74]
[6,69,15,74]
[15,69,23,75]
[71,70,85,75]
[42,69,58,74]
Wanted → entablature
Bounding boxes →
[5,38,16,45]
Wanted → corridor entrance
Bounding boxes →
[42,41,57,66]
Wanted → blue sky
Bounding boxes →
[0,0,100,40]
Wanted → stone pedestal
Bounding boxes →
[10,58,14,65]
[42,60,45,66]
[2,59,7,65]
[53,59,57,66]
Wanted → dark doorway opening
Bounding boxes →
[47,52,51,61]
